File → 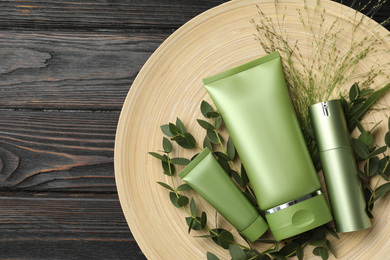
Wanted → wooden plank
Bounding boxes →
[0,192,145,259]
[0,110,119,192]
[0,31,168,110]
[0,0,226,31]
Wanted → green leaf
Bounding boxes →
[201,100,215,118]
[176,118,186,134]
[320,247,329,260]
[188,217,194,234]
[311,226,326,241]
[296,245,303,260]
[169,192,180,208]
[326,240,337,258]
[207,130,221,144]
[340,95,350,114]
[214,151,231,161]
[310,239,327,246]
[162,160,175,176]
[207,111,220,118]
[358,131,373,147]
[162,137,173,153]
[206,252,219,260]
[215,115,222,129]
[367,146,387,158]
[325,226,339,239]
[385,132,390,147]
[200,211,207,229]
[218,230,234,249]
[172,136,194,149]
[269,252,286,260]
[190,197,197,216]
[229,244,246,260]
[156,182,174,191]
[376,182,390,196]
[348,83,390,131]
[186,217,203,231]
[354,118,365,133]
[352,138,370,159]
[170,157,191,165]
[160,124,175,137]
[217,157,231,174]
[197,119,215,131]
[279,242,300,257]
[358,170,370,181]
[360,88,374,96]
[177,195,189,207]
[232,171,244,186]
[313,247,322,256]
[148,152,168,162]
[184,132,196,148]
[349,82,360,101]
[364,156,379,176]
[203,136,213,150]
[241,164,249,186]
[177,183,193,191]
[169,123,178,136]
[227,137,236,160]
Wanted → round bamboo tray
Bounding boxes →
[114,0,390,259]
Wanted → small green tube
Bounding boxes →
[178,148,268,242]
[203,52,332,240]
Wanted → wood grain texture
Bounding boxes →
[0,110,118,192]
[0,0,226,31]
[0,31,167,110]
[0,192,146,259]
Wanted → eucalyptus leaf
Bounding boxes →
[313,246,322,256]
[269,252,286,260]
[162,160,175,176]
[201,100,215,118]
[311,226,326,241]
[184,132,196,147]
[217,157,231,175]
[186,217,203,230]
[200,211,207,229]
[364,156,379,176]
[197,119,215,131]
[172,136,194,149]
[218,230,234,249]
[170,157,191,165]
[206,252,219,260]
[207,130,221,144]
[358,131,373,147]
[188,217,194,234]
[385,132,390,147]
[324,226,339,240]
[352,138,370,159]
[279,242,300,257]
[169,192,180,208]
[360,88,374,96]
[232,171,244,186]
[349,82,360,101]
[169,123,178,136]
[162,137,173,153]
[203,136,213,150]
[156,182,174,191]
[349,103,363,114]
[177,195,189,207]
[227,137,236,160]
[348,83,390,131]
[160,124,175,137]
[207,111,220,118]
[241,164,249,187]
[326,240,337,257]
[310,239,328,246]
[358,170,370,181]
[320,247,329,260]
[176,117,186,134]
[354,118,365,133]
[214,151,231,161]
[215,115,222,129]
[375,182,390,196]
[295,244,303,260]
[340,95,350,114]
[148,152,168,162]
[177,183,193,191]
[367,146,387,158]
[229,244,246,260]
[190,197,197,216]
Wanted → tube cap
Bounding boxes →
[240,215,269,242]
[265,191,332,241]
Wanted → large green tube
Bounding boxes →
[178,148,268,242]
[203,52,332,240]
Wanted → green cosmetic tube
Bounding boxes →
[179,148,268,242]
[309,99,371,232]
[202,52,332,240]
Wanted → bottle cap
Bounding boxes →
[265,190,332,241]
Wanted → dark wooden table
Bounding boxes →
[0,1,388,259]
